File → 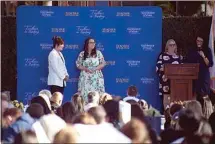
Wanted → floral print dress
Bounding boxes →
[156,52,183,97]
[76,50,105,102]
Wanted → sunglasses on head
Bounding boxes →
[196,39,203,43]
[89,42,96,44]
[169,44,176,47]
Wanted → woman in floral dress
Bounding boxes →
[156,39,183,112]
[76,38,106,102]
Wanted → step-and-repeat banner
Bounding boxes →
[17,6,162,109]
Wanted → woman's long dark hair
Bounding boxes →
[62,102,78,123]
[31,96,51,115]
[83,37,97,60]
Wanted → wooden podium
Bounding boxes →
[164,64,199,102]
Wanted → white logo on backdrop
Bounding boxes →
[40,77,47,83]
[141,44,155,51]
[116,78,129,83]
[140,11,155,18]
[24,25,39,35]
[76,26,91,35]
[141,77,155,84]
[89,10,105,19]
[65,44,79,50]
[51,28,65,33]
[106,61,116,66]
[40,10,54,17]
[40,43,52,50]
[67,78,79,83]
[126,60,141,67]
[116,44,130,50]
[127,27,142,34]
[102,28,116,33]
[65,12,79,16]
[24,92,37,100]
[24,58,40,68]
[96,42,104,51]
[116,12,131,17]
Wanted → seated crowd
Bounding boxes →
[1,86,215,144]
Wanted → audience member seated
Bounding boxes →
[53,124,79,143]
[88,106,106,124]
[84,91,100,111]
[172,109,213,144]
[103,100,120,129]
[160,102,184,143]
[50,92,63,113]
[38,93,52,111]
[120,118,152,143]
[185,100,203,118]
[61,102,78,123]
[169,102,184,129]
[139,99,161,117]
[31,96,51,115]
[2,108,22,128]
[123,85,139,102]
[3,112,35,143]
[169,102,184,117]
[14,130,38,144]
[131,104,146,122]
[73,113,97,125]
[71,92,85,113]
[26,103,44,120]
[185,98,213,120]
[73,119,131,143]
[32,114,66,143]
[131,104,159,144]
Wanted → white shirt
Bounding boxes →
[123,96,139,102]
[73,123,131,143]
[84,103,98,112]
[47,49,69,87]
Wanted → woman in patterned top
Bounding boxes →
[156,39,183,112]
[76,38,106,102]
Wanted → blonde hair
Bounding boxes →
[185,100,203,118]
[99,93,113,105]
[73,112,97,125]
[51,92,63,106]
[165,39,177,54]
[120,118,151,143]
[71,93,85,113]
[53,124,78,143]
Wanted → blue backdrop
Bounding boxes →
[17,6,162,110]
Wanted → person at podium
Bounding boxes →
[156,39,183,112]
[185,36,214,106]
